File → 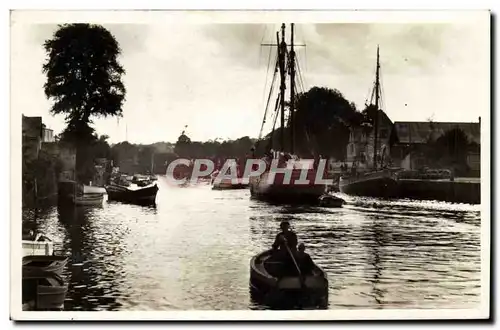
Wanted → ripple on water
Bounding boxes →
[23,177,481,311]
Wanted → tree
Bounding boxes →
[292,87,362,159]
[427,127,473,176]
[90,134,112,160]
[43,24,126,182]
[138,146,155,173]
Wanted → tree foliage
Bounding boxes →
[22,149,61,207]
[43,23,126,182]
[426,127,476,175]
[43,23,126,125]
[257,86,363,160]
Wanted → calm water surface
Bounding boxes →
[23,176,481,311]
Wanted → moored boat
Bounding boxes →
[318,194,345,207]
[83,185,106,194]
[22,255,68,277]
[22,230,54,257]
[212,178,249,190]
[74,192,104,206]
[211,169,249,190]
[339,168,399,198]
[105,177,159,205]
[22,272,68,311]
[249,249,328,308]
[249,168,326,204]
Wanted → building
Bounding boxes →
[22,115,43,162]
[345,109,394,170]
[390,120,480,175]
[344,110,480,176]
[42,127,55,142]
[22,114,77,181]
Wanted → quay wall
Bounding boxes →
[396,179,480,204]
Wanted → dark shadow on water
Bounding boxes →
[56,204,125,311]
[105,200,158,210]
[249,287,329,311]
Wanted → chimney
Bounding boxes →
[478,116,481,124]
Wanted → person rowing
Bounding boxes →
[272,221,298,253]
[271,221,299,276]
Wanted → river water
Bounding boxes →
[22,176,481,311]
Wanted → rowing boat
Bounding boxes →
[22,255,68,277]
[249,249,328,308]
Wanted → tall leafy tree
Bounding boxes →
[43,23,126,182]
[285,87,362,159]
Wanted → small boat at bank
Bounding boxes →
[250,249,328,308]
[318,194,345,208]
[74,192,104,206]
[23,255,68,277]
[22,230,54,257]
[22,271,68,311]
[21,230,69,310]
[212,178,249,190]
[131,174,155,187]
[83,185,106,194]
[106,176,159,205]
[211,170,249,190]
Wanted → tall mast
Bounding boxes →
[279,23,286,152]
[373,45,380,170]
[289,23,296,155]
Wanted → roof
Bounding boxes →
[393,121,480,145]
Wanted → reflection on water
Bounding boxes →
[22,176,481,310]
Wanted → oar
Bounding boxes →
[284,242,306,289]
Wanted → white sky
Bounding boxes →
[11,12,490,144]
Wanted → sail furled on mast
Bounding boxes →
[255,23,307,154]
[372,46,380,169]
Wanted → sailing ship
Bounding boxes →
[249,23,326,204]
[338,47,399,198]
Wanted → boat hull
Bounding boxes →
[249,250,328,309]
[22,274,68,311]
[318,195,345,208]
[74,193,104,206]
[83,185,106,194]
[212,178,249,190]
[105,183,159,205]
[249,171,325,205]
[23,256,68,277]
[212,183,249,190]
[22,240,54,257]
[339,170,398,198]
